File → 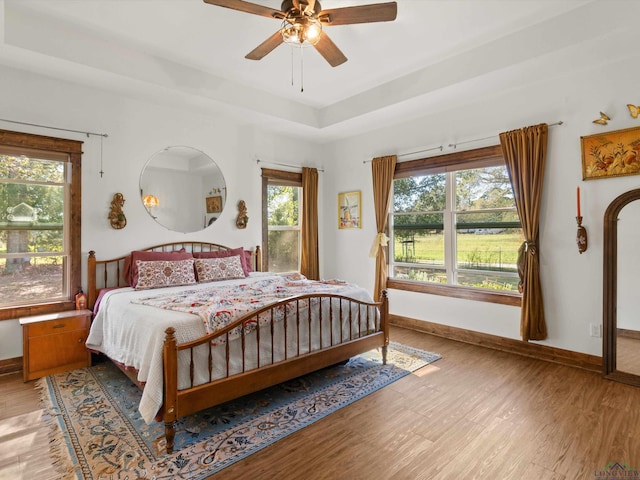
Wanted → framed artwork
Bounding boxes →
[581,126,640,180]
[338,191,361,229]
[206,195,223,213]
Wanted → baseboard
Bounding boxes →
[0,356,22,375]
[390,314,602,373]
[618,328,640,340]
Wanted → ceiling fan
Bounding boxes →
[203,0,398,67]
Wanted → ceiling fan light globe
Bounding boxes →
[281,15,321,46]
[304,22,322,43]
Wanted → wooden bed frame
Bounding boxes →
[87,241,389,454]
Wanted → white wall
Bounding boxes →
[322,53,640,356]
[2,46,640,361]
[0,65,321,360]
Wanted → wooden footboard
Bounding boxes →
[162,291,389,453]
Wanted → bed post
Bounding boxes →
[87,251,97,310]
[163,327,178,454]
[254,245,262,272]
[380,289,389,365]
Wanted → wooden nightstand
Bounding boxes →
[20,309,92,382]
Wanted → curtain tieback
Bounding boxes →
[523,241,537,255]
[369,232,389,258]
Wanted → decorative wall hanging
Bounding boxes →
[236,200,248,229]
[108,193,127,229]
[576,186,587,254]
[592,112,610,125]
[338,191,361,229]
[581,126,640,180]
[627,104,639,119]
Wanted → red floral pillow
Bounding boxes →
[134,259,197,290]
[194,256,245,283]
[123,249,192,287]
[193,248,252,276]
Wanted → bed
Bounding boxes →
[86,241,389,454]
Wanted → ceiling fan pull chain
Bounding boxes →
[291,47,294,87]
[300,45,304,93]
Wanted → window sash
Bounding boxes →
[262,168,303,272]
[0,130,81,319]
[390,147,521,293]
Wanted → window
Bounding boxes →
[388,145,522,304]
[0,130,82,320]
[262,168,302,273]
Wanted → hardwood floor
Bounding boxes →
[1,325,639,480]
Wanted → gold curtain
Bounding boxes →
[301,167,319,280]
[370,155,397,302]
[499,123,548,341]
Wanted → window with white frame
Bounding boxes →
[390,145,523,294]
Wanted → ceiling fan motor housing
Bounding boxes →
[280,0,322,17]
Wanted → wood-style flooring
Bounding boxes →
[1,325,639,480]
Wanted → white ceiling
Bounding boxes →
[0,0,635,142]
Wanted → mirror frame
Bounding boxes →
[603,187,640,387]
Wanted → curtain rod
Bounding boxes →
[0,118,109,138]
[363,121,564,163]
[363,145,444,163]
[448,121,563,149]
[256,159,324,173]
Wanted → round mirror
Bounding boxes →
[139,146,226,233]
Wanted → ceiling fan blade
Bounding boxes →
[245,30,284,60]
[313,31,347,67]
[203,0,284,19]
[319,2,397,26]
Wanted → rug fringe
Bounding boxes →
[35,377,80,480]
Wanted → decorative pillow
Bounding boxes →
[193,247,252,276]
[194,255,246,283]
[243,250,254,273]
[134,259,197,290]
[124,249,192,286]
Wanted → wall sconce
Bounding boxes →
[576,187,587,254]
[108,193,126,229]
[143,194,159,219]
[236,200,248,229]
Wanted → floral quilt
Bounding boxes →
[132,275,349,342]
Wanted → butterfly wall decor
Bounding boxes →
[593,112,610,125]
[628,104,640,119]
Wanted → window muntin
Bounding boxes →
[0,153,70,307]
[391,158,522,293]
[266,184,302,273]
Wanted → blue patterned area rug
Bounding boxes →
[38,342,440,479]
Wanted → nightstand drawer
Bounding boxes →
[26,316,88,337]
[20,309,92,382]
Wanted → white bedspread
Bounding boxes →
[86,273,375,424]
